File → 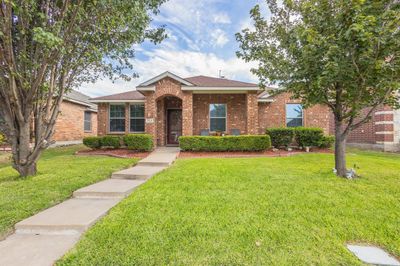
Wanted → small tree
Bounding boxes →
[0,0,167,177]
[236,0,400,177]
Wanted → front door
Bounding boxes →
[167,109,182,145]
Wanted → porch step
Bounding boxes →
[15,198,119,235]
[73,179,145,199]
[111,166,166,180]
[0,234,79,266]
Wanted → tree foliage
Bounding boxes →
[237,0,400,177]
[0,0,166,176]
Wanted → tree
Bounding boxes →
[0,0,167,177]
[236,0,400,177]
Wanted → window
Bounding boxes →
[130,104,145,132]
[210,104,227,132]
[286,104,303,127]
[84,111,92,132]
[109,104,125,132]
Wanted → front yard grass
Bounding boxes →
[0,152,10,168]
[0,145,137,238]
[59,150,400,265]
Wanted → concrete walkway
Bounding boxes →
[0,147,179,266]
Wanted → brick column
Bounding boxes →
[182,92,193,136]
[144,92,157,145]
[97,103,108,136]
[246,92,259,134]
[374,106,398,151]
[124,103,130,134]
[156,98,165,146]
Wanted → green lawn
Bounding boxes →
[0,145,137,238]
[59,150,400,265]
[0,151,10,168]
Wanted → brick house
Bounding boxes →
[90,71,399,151]
[52,90,98,143]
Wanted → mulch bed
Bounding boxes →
[179,148,332,158]
[75,149,150,159]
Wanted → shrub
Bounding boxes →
[0,133,5,144]
[179,135,271,152]
[318,135,335,148]
[100,136,121,149]
[294,127,324,147]
[266,128,295,148]
[83,136,101,149]
[123,134,153,151]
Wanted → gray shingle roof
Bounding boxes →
[90,90,145,101]
[184,75,258,87]
[64,90,98,111]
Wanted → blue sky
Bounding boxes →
[81,0,267,97]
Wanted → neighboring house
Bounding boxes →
[52,90,98,143]
[91,71,400,151]
[344,105,400,152]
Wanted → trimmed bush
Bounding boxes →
[294,127,324,147]
[179,135,271,152]
[83,136,101,149]
[0,133,5,144]
[123,134,153,151]
[100,136,121,149]
[318,135,335,148]
[266,128,295,148]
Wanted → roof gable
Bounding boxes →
[137,71,194,87]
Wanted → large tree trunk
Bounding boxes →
[334,120,348,177]
[11,121,40,177]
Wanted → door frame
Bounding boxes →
[166,108,182,146]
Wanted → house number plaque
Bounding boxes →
[146,118,155,124]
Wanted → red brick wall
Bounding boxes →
[329,105,395,144]
[345,108,377,144]
[53,101,97,141]
[193,94,247,135]
[258,92,331,134]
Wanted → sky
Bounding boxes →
[80,0,267,97]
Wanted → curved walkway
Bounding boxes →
[0,147,179,266]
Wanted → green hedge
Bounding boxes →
[294,127,324,147]
[83,136,101,149]
[318,135,335,148]
[266,128,295,148]
[266,127,335,148]
[101,136,121,149]
[179,135,271,152]
[123,134,153,151]
[0,133,5,144]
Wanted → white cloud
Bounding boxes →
[213,12,231,24]
[78,48,258,97]
[132,49,258,87]
[210,29,229,47]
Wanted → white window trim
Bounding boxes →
[285,103,304,127]
[209,103,227,132]
[84,111,92,132]
[129,103,145,133]
[109,104,126,133]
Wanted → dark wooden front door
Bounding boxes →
[167,109,182,145]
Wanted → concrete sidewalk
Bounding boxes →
[0,147,179,266]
